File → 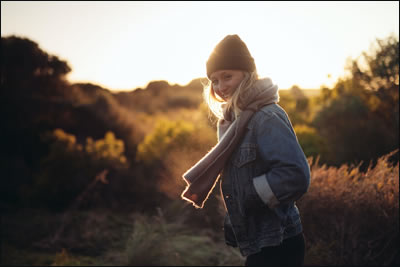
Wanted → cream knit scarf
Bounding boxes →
[181,78,279,208]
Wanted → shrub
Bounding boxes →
[86,131,127,167]
[294,124,328,161]
[135,119,195,165]
[135,112,218,202]
[298,150,399,266]
[28,129,128,210]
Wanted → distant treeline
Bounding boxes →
[1,34,398,212]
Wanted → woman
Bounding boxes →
[181,34,311,266]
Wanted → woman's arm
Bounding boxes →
[245,108,311,210]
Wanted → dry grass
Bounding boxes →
[298,150,399,266]
[2,150,398,266]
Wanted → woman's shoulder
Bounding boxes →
[260,103,287,114]
[248,103,290,129]
[254,103,286,120]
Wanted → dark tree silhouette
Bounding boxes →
[1,35,71,98]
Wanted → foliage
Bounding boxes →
[135,110,217,200]
[352,34,399,93]
[279,88,328,162]
[351,34,399,151]
[298,150,399,266]
[312,34,399,167]
[136,119,195,165]
[293,124,327,160]
[86,131,127,166]
[279,87,318,127]
[27,129,128,210]
[1,33,399,266]
[113,79,204,114]
[312,93,395,167]
[3,151,398,266]
[1,35,71,98]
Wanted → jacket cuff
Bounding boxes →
[252,174,280,209]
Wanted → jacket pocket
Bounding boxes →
[233,143,257,168]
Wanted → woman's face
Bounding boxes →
[210,69,245,101]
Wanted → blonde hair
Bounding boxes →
[203,71,259,120]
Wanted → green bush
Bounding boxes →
[85,131,128,167]
[136,119,195,165]
[135,114,217,200]
[294,124,327,160]
[28,129,128,210]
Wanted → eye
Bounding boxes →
[224,75,232,80]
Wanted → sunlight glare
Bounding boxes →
[3,1,398,91]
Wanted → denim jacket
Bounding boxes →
[219,103,310,257]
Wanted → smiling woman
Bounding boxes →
[210,70,245,100]
[181,34,310,266]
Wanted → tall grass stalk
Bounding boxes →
[298,150,399,266]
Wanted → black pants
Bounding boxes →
[245,233,305,266]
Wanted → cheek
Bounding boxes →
[231,79,242,90]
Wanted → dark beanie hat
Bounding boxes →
[206,34,256,78]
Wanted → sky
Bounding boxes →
[1,1,399,91]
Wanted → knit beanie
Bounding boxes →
[206,34,256,78]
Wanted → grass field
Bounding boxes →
[1,150,398,266]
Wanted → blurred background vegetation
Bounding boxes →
[1,34,398,266]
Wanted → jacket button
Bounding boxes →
[225,195,230,199]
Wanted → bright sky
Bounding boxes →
[1,1,399,91]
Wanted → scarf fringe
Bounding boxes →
[181,174,221,209]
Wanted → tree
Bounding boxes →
[1,35,71,97]
[313,34,399,167]
[1,36,74,173]
[351,34,399,92]
[350,34,399,141]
